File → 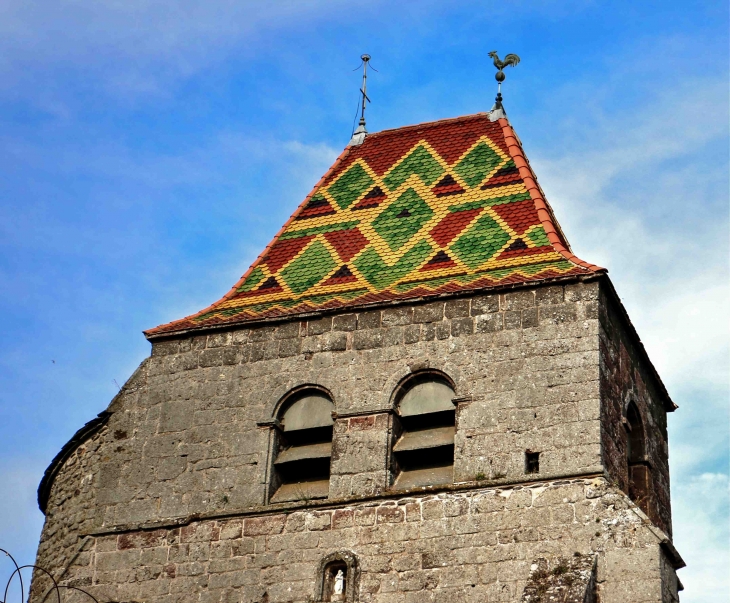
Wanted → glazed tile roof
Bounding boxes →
[146,113,603,337]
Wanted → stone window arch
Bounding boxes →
[269,386,334,503]
[315,551,359,602]
[390,371,456,489]
[625,400,651,507]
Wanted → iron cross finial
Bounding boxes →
[349,54,374,146]
[487,51,520,121]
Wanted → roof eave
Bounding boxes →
[144,270,603,341]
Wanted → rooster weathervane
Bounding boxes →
[487,51,520,121]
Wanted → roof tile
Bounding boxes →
[146,113,603,337]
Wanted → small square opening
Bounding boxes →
[525,451,540,474]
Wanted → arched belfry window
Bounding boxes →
[626,401,651,505]
[270,388,334,503]
[391,373,456,489]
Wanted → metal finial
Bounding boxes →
[349,54,372,146]
[487,51,520,121]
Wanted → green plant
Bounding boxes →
[551,563,568,576]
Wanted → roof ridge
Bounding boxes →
[496,118,605,273]
[367,112,491,138]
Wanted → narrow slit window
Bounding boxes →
[270,390,334,503]
[391,374,455,489]
[525,451,540,474]
[626,402,651,506]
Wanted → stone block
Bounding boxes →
[521,308,539,328]
[443,497,469,517]
[152,341,180,356]
[353,329,384,350]
[475,313,503,333]
[422,500,444,520]
[333,313,357,331]
[377,506,404,523]
[404,324,421,344]
[535,286,564,305]
[471,294,499,315]
[332,509,354,529]
[277,337,301,358]
[218,520,243,540]
[321,332,347,352]
[275,321,300,339]
[383,327,404,347]
[565,281,600,302]
[304,511,332,531]
[504,311,522,330]
[249,326,277,342]
[159,400,195,433]
[307,317,332,336]
[501,290,535,311]
[413,302,444,323]
[435,322,451,340]
[539,303,579,324]
[420,322,436,341]
[355,507,376,526]
[382,307,414,326]
[445,299,471,318]
[243,515,286,536]
[451,317,474,337]
[357,310,382,330]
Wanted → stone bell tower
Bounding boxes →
[32,110,683,602]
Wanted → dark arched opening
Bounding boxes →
[626,401,651,507]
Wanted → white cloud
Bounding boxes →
[532,75,729,391]
[672,473,730,600]
[0,0,368,104]
[529,71,729,601]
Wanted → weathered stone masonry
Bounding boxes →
[50,479,672,603]
[32,278,683,602]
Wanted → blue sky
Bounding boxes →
[0,1,727,600]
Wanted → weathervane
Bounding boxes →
[349,54,374,146]
[488,51,520,121]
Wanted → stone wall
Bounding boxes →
[68,280,602,532]
[598,286,672,534]
[32,428,105,601]
[32,277,679,602]
[40,479,678,603]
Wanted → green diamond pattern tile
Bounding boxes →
[526,225,551,247]
[454,141,504,187]
[450,212,511,269]
[280,240,337,294]
[327,163,374,210]
[383,145,445,191]
[372,188,434,251]
[236,266,265,292]
[354,240,433,288]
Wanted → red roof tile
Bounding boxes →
[146,113,603,338]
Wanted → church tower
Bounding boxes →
[32,85,683,602]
